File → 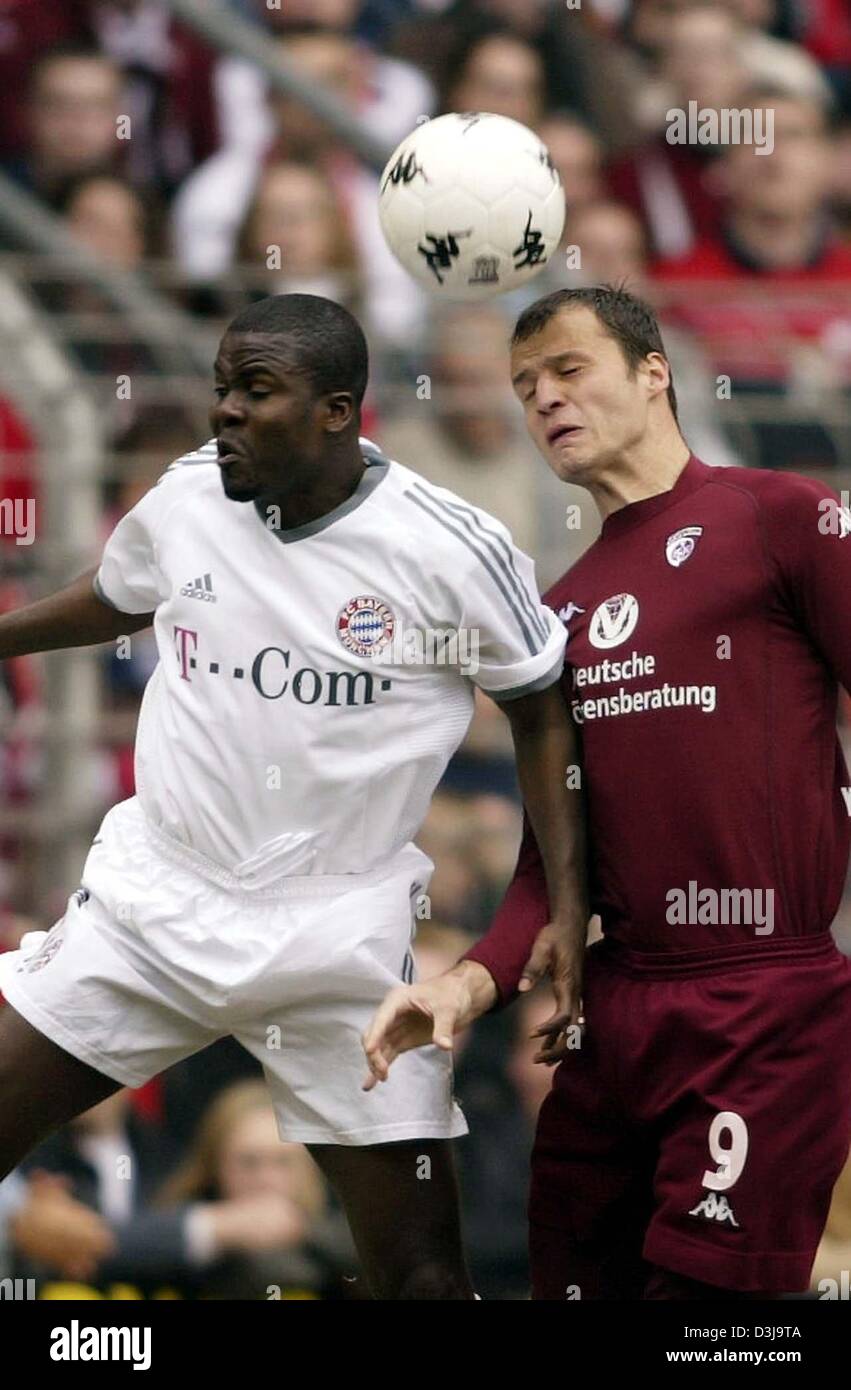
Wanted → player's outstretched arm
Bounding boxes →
[362,682,591,1086]
[499,681,590,1055]
[0,567,153,660]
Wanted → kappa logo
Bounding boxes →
[587,593,639,650]
[688,1191,740,1228]
[666,526,703,567]
[556,602,585,641]
[180,573,216,602]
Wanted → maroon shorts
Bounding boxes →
[529,933,851,1298]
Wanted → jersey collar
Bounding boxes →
[600,453,711,541]
[255,443,391,544]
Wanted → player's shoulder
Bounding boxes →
[126,439,220,522]
[161,438,220,479]
[382,452,516,558]
[700,460,843,522]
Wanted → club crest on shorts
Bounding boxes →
[19,927,65,974]
[336,595,396,657]
[666,526,703,567]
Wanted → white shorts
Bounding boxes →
[1,798,468,1147]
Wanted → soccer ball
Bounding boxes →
[378,112,565,301]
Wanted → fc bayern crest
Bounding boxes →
[666,526,703,567]
[336,595,396,657]
[20,927,65,974]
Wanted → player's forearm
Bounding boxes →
[444,958,498,1019]
[504,683,589,929]
[463,853,550,1004]
[0,568,153,659]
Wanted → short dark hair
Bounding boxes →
[226,293,369,412]
[511,285,679,422]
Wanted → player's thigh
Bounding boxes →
[307,1138,472,1299]
[529,963,651,1300]
[0,887,225,1178]
[0,1002,122,1176]
[644,954,851,1294]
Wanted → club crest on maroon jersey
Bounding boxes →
[665,526,703,567]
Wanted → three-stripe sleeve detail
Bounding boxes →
[405,484,549,656]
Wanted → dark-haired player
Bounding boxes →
[364,286,851,1300]
[0,294,587,1299]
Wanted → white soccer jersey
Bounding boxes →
[94,438,566,882]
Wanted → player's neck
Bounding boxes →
[257,453,367,531]
[586,436,692,522]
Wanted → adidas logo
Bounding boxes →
[688,1191,740,1227]
[180,573,216,603]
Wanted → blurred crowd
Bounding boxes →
[0,0,850,1298]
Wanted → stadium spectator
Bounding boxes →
[236,0,436,149]
[5,46,124,203]
[391,3,642,151]
[171,30,424,346]
[36,170,164,402]
[9,1082,353,1298]
[538,112,605,217]
[607,5,746,259]
[59,173,157,272]
[154,1082,354,1299]
[440,28,546,128]
[0,1,221,194]
[234,162,363,319]
[655,87,851,468]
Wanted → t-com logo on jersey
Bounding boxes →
[587,593,639,650]
[173,626,392,706]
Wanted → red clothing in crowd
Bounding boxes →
[606,138,725,260]
[0,0,219,179]
[653,231,851,383]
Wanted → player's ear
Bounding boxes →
[645,352,671,402]
[323,391,355,433]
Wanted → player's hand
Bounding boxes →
[362,961,497,1091]
[518,918,586,1065]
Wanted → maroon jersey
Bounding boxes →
[468,456,851,993]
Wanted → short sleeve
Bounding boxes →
[762,474,851,694]
[455,513,567,701]
[94,484,170,615]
